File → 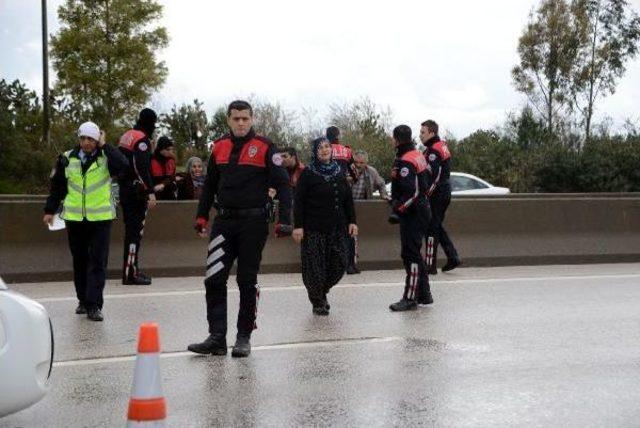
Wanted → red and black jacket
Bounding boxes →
[391,143,431,215]
[150,154,177,200]
[197,129,292,224]
[422,136,451,197]
[117,128,155,195]
[331,142,358,181]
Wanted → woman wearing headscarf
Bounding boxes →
[150,136,177,200]
[177,156,206,200]
[292,137,358,315]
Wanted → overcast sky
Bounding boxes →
[1,0,639,138]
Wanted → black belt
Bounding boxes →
[216,207,267,219]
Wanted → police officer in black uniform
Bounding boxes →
[117,108,158,285]
[326,126,360,274]
[388,125,433,311]
[420,119,461,274]
[188,100,292,358]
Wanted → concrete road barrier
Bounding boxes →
[1,194,639,283]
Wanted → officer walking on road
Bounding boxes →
[43,122,129,321]
[117,108,158,285]
[188,100,292,358]
[420,120,461,274]
[388,125,433,311]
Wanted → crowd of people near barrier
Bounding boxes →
[42,100,461,357]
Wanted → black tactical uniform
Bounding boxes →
[389,140,433,311]
[189,128,292,357]
[117,108,157,285]
[423,136,460,273]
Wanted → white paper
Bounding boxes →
[48,213,66,231]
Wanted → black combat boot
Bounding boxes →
[123,272,152,286]
[188,334,227,355]
[86,308,104,321]
[417,292,434,305]
[231,335,251,358]
[442,257,461,272]
[389,298,418,312]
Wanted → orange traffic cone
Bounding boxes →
[126,323,166,427]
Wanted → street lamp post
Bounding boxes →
[42,0,50,146]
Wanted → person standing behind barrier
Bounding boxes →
[326,126,358,183]
[43,122,129,321]
[150,136,177,200]
[388,125,433,311]
[176,157,205,200]
[118,108,158,286]
[347,149,390,274]
[278,147,305,190]
[188,100,292,358]
[292,137,358,315]
[420,120,461,274]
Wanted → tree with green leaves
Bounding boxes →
[571,0,640,140]
[50,0,168,135]
[159,99,209,160]
[512,0,585,135]
[328,98,394,180]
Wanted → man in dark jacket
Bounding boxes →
[44,122,129,321]
[150,136,177,200]
[188,100,293,358]
[117,108,158,285]
[388,125,433,311]
[420,120,461,274]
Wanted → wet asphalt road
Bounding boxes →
[2,264,640,427]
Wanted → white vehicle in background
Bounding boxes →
[449,172,510,196]
[0,277,53,417]
[376,172,510,197]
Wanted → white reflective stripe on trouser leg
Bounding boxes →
[409,263,418,299]
[426,237,434,267]
[206,262,224,279]
[130,353,164,399]
[126,243,136,279]
[206,248,225,266]
[208,234,225,251]
[254,284,260,330]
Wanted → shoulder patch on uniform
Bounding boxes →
[272,153,283,166]
[400,167,410,177]
[138,142,148,151]
[429,153,437,161]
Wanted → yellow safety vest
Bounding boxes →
[60,150,116,221]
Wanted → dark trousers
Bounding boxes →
[204,214,268,337]
[120,191,148,281]
[301,227,348,307]
[347,235,359,270]
[426,190,458,269]
[400,204,431,301]
[66,220,112,310]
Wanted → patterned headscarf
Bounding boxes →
[309,137,341,181]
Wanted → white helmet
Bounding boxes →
[77,121,100,141]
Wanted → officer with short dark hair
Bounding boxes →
[117,108,158,285]
[388,125,433,311]
[44,122,129,321]
[188,100,292,358]
[420,119,461,274]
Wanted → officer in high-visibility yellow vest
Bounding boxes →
[44,122,129,321]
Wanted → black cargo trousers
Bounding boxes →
[399,200,432,301]
[204,209,269,337]
[425,184,458,269]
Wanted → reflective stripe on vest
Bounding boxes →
[61,150,116,221]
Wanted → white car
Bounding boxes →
[449,172,510,196]
[0,277,53,417]
[375,172,510,197]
